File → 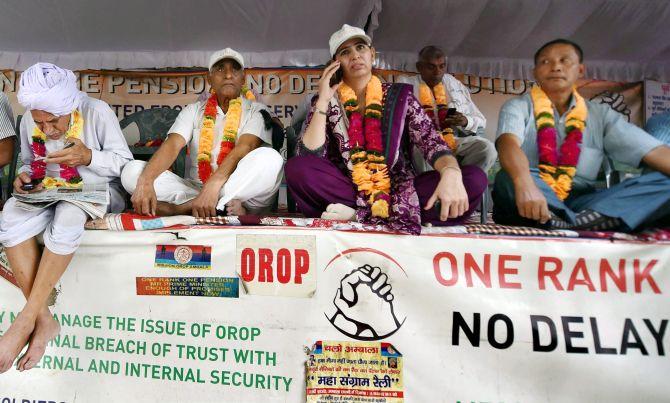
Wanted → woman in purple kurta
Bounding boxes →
[286,25,487,235]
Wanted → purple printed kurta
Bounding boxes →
[296,83,452,234]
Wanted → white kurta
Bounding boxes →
[397,74,487,132]
[18,96,133,211]
[0,96,133,254]
[397,74,497,172]
[121,98,283,213]
[171,97,273,182]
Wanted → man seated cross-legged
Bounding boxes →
[493,39,670,231]
[122,48,283,217]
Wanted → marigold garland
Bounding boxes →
[197,87,255,183]
[530,85,587,201]
[30,110,84,189]
[338,75,391,218]
[418,82,457,152]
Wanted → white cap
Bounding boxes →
[208,48,245,71]
[328,24,372,58]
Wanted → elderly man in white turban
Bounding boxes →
[121,48,283,217]
[0,63,132,373]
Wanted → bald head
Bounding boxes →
[416,46,447,87]
[418,46,445,63]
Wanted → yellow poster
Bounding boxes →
[306,340,403,402]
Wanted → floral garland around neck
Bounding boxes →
[418,82,457,152]
[31,110,84,189]
[338,75,391,218]
[197,86,255,183]
[530,85,587,201]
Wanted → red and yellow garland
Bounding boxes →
[31,110,84,189]
[338,75,391,218]
[418,82,457,151]
[197,86,255,183]
[531,85,587,201]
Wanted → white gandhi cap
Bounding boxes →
[208,48,245,70]
[328,24,372,58]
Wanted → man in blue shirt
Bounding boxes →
[494,39,670,231]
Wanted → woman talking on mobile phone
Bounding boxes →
[285,24,488,235]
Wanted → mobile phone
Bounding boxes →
[328,62,343,87]
[21,179,42,191]
[447,108,457,116]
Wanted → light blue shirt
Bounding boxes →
[496,93,663,189]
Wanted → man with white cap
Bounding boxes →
[121,48,283,217]
[286,25,487,235]
[0,62,132,373]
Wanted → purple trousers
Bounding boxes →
[286,155,488,226]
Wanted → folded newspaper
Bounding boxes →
[12,182,109,218]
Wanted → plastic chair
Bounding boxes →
[283,119,303,213]
[646,112,670,144]
[259,110,290,212]
[120,108,186,177]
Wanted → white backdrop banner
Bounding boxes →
[0,228,668,402]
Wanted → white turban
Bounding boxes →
[17,63,85,116]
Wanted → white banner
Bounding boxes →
[0,228,668,402]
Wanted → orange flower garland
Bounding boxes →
[419,82,457,151]
[197,87,255,183]
[338,75,391,218]
[531,85,587,201]
[31,110,84,189]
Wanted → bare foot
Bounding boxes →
[0,311,35,373]
[156,202,193,216]
[226,200,247,216]
[321,203,356,221]
[155,202,177,216]
[16,313,60,371]
[85,217,108,230]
